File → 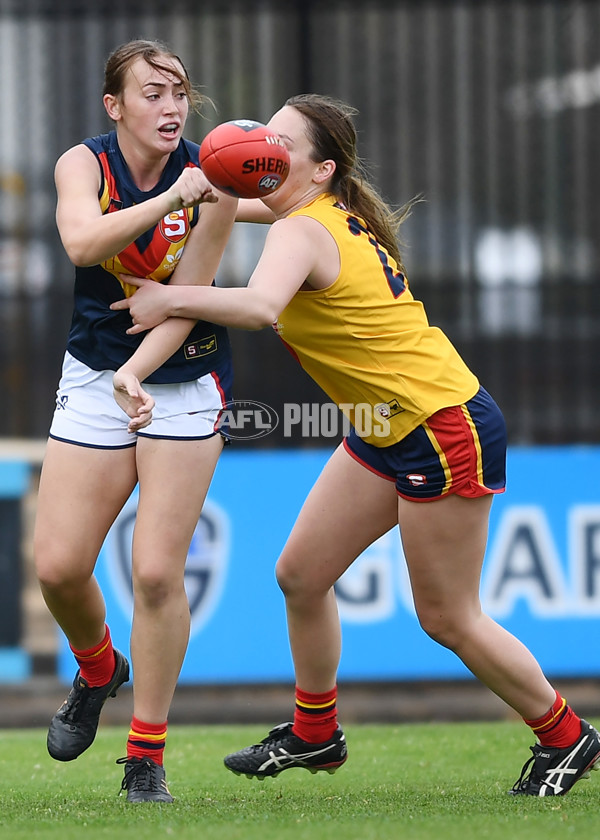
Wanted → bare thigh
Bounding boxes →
[34,438,138,582]
[398,493,493,630]
[132,434,224,582]
[277,443,399,592]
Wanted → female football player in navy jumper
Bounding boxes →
[111,94,600,798]
[33,40,237,802]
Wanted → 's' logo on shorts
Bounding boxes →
[184,335,217,359]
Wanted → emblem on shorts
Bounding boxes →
[184,334,217,358]
[407,474,427,487]
[56,395,69,410]
[375,398,404,418]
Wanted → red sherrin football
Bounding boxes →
[199,120,290,199]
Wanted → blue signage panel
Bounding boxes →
[58,446,600,682]
[0,461,29,498]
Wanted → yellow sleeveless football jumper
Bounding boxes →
[274,194,479,446]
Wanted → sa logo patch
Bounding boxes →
[106,492,229,638]
[159,209,189,243]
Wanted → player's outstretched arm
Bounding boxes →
[111,215,324,332]
[55,146,218,268]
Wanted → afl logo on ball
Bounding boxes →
[258,174,283,192]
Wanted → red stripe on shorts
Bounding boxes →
[423,404,479,496]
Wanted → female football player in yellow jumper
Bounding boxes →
[111,93,600,797]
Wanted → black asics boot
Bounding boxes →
[510,718,600,796]
[224,721,348,779]
[117,756,174,803]
[47,649,130,761]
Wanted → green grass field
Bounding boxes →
[1,721,598,840]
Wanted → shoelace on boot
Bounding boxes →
[510,750,537,792]
[117,757,162,792]
[251,723,294,752]
[59,681,99,723]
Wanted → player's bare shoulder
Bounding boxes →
[268,214,339,290]
[54,143,99,187]
[282,212,337,248]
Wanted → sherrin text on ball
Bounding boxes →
[199,119,290,199]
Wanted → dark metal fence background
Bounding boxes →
[1,0,599,445]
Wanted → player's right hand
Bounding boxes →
[168,167,218,210]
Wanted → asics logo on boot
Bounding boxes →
[539,736,595,796]
[259,742,341,774]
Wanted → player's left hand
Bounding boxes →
[113,368,155,432]
[111,275,171,334]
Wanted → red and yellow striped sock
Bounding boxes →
[524,691,581,748]
[292,686,338,744]
[70,625,115,688]
[127,716,167,765]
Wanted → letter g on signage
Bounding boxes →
[106,491,229,638]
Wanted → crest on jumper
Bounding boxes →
[159,209,189,242]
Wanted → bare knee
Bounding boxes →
[133,567,181,610]
[275,557,300,596]
[37,566,91,597]
[275,555,323,601]
[415,605,473,652]
[34,539,90,594]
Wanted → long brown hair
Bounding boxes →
[286,93,415,271]
[103,39,207,114]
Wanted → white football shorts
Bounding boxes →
[49,352,228,448]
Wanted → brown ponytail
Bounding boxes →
[285,93,416,271]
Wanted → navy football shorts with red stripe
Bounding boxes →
[343,386,507,501]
